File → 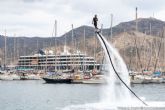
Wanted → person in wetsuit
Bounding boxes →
[92,14,98,29]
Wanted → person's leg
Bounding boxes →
[94,23,98,29]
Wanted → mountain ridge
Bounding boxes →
[0,17,165,65]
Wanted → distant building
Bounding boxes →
[17,51,100,71]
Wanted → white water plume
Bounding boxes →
[62,33,150,110]
[97,34,133,106]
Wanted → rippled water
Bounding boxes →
[0,80,165,110]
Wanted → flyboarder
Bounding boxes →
[92,14,100,32]
[92,14,98,29]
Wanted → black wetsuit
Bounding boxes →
[93,17,98,29]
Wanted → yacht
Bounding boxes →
[17,49,100,72]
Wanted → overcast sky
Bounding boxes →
[0,0,165,37]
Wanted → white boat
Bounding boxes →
[82,75,106,84]
[130,75,152,84]
[151,77,163,83]
[0,74,13,80]
[130,78,144,84]
[27,74,41,80]
[10,74,20,80]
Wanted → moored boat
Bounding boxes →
[43,72,72,84]
[82,75,106,84]
[0,74,13,80]
[43,77,72,83]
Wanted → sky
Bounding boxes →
[0,0,165,37]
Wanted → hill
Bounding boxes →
[0,17,165,70]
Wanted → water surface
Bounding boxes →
[0,80,164,110]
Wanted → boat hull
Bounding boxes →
[43,78,72,84]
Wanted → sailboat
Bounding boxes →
[43,21,73,84]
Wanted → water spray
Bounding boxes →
[96,31,148,106]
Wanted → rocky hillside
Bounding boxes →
[103,17,165,36]
[111,31,165,71]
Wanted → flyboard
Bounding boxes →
[95,30,148,106]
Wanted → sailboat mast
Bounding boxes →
[135,7,138,31]
[54,20,57,71]
[4,30,7,70]
[64,33,66,51]
[36,39,39,70]
[150,23,152,35]
[153,31,164,72]
[45,39,48,72]
[71,24,74,51]
[23,37,25,70]
[64,33,68,70]
[83,27,86,72]
[94,32,96,69]
[71,24,74,69]
[123,30,125,60]
[110,14,113,40]
[164,32,165,70]
[135,7,138,71]
[13,34,16,65]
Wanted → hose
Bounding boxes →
[96,32,148,106]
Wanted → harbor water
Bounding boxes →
[0,80,165,110]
